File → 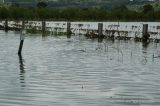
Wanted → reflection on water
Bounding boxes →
[1,30,160,106]
[18,54,25,88]
[141,42,149,65]
[67,34,71,38]
[142,41,149,49]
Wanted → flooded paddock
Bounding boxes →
[0,29,160,106]
[1,21,160,40]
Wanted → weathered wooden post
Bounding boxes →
[67,22,71,38]
[42,21,46,36]
[18,30,25,55]
[98,23,103,36]
[98,23,104,42]
[18,36,24,55]
[18,21,25,55]
[142,24,150,42]
[42,21,46,32]
[22,20,25,29]
[4,19,8,31]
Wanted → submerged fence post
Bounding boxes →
[98,23,104,42]
[98,23,103,36]
[42,21,46,32]
[4,19,8,31]
[22,20,25,29]
[142,24,150,42]
[18,21,25,55]
[67,22,71,38]
[18,30,25,55]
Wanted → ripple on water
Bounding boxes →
[0,30,160,106]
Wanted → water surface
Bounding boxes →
[0,30,160,106]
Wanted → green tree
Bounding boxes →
[9,7,25,20]
[24,8,35,20]
[143,4,154,14]
[0,7,9,19]
[37,2,47,8]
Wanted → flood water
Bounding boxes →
[0,30,160,106]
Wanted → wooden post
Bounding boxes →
[4,19,8,31]
[18,31,25,55]
[18,21,25,55]
[142,24,150,42]
[22,20,25,29]
[143,24,148,36]
[42,21,46,36]
[98,23,103,36]
[67,22,71,34]
[42,21,46,32]
[67,22,71,38]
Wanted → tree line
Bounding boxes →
[0,4,160,21]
